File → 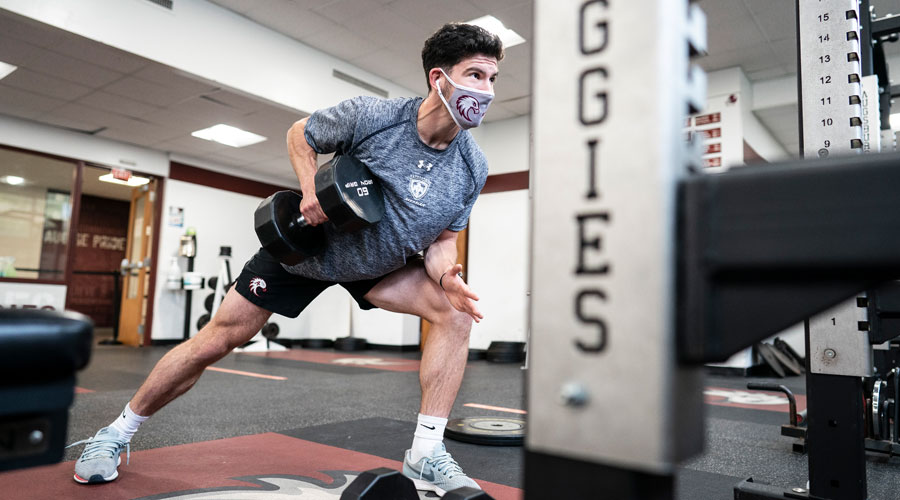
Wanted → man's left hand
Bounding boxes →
[441,263,483,323]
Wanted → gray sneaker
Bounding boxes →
[402,442,480,496]
[68,426,130,484]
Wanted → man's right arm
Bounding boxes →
[286,117,328,225]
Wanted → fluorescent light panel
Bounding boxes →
[98,173,150,187]
[2,175,24,185]
[466,15,526,48]
[0,61,17,81]
[191,124,267,148]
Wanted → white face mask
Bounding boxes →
[435,68,494,130]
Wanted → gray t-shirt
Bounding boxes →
[285,96,488,281]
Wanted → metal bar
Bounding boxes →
[806,373,867,499]
[871,14,900,39]
[677,152,900,363]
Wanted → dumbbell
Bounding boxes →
[255,155,385,265]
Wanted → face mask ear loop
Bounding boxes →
[435,76,464,129]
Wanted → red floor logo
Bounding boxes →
[137,472,356,499]
[138,472,438,499]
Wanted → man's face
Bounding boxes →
[442,54,499,93]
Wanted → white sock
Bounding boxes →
[410,413,448,462]
[108,403,149,442]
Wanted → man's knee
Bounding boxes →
[431,305,473,335]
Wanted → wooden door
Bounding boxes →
[118,181,155,346]
[420,227,468,349]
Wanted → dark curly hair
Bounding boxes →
[421,23,504,92]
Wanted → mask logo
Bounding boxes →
[249,277,267,297]
[408,176,431,200]
[456,95,481,122]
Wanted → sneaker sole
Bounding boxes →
[73,456,121,484]
[411,478,447,497]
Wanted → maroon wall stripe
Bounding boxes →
[171,161,528,197]
[169,162,295,198]
[481,170,529,194]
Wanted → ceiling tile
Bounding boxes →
[313,0,384,24]
[351,49,417,80]
[98,119,182,146]
[2,68,93,101]
[299,26,379,62]
[706,13,768,54]
[341,8,433,52]
[79,91,162,119]
[0,83,67,113]
[104,76,200,107]
[746,65,791,81]
[47,36,149,74]
[494,1,533,41]
[500,95,530,116]
[132,64,220,95]
[386,0,485,29]
[743,0,796,43]
[496,73,529,101]
[0,11,68,47]
[245,0,342,42]
[43,103,143,131]
[0,33,44,67]
[28,48,124,88]
[201,88,278,113]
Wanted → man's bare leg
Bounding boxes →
[363,260,479,492]
[363,260,473,418]
[73,288,271,484]
[130,288,272,415]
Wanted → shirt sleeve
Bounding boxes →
[303,96,374,155]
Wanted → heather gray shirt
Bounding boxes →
[286,96,488,281]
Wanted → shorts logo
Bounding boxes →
[249,277,267,297]
[408,175,431,200]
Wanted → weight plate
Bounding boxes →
[334,337,368,351]
[873,380,886,439]
[204,293,214,313]
[196,313,211,331]
[300,338,334,349]
[207,276,218,290]
[445,417,525,446]
[486,351,525,363]
[261,322,280,340]
[467,349,487,361]
[756,343,786,378]
[767,344,803,376]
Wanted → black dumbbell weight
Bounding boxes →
[255,155,385,265]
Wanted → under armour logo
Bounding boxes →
[417,160,433,172]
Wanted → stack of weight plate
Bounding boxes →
[485,341,526,363]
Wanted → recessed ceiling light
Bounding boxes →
[465,15,526,49]
[0,61,17,81]
[191,124,267,148]
[2,175,24,185]
[98,173,150,187]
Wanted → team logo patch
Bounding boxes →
[456,95,481,122]
[249,277,267,297]
[408,176,431,200]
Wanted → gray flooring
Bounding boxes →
[61,342,900,499]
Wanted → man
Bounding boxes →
[70,22,503,497]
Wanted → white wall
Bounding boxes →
[0,0,419,115]
[467,189,530,349]
[469,116,530,175]
[0,114,169,177]
[150,178,351,341]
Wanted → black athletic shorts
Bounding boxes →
[234,248,384,317]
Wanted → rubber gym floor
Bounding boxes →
[2,336,899,500]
